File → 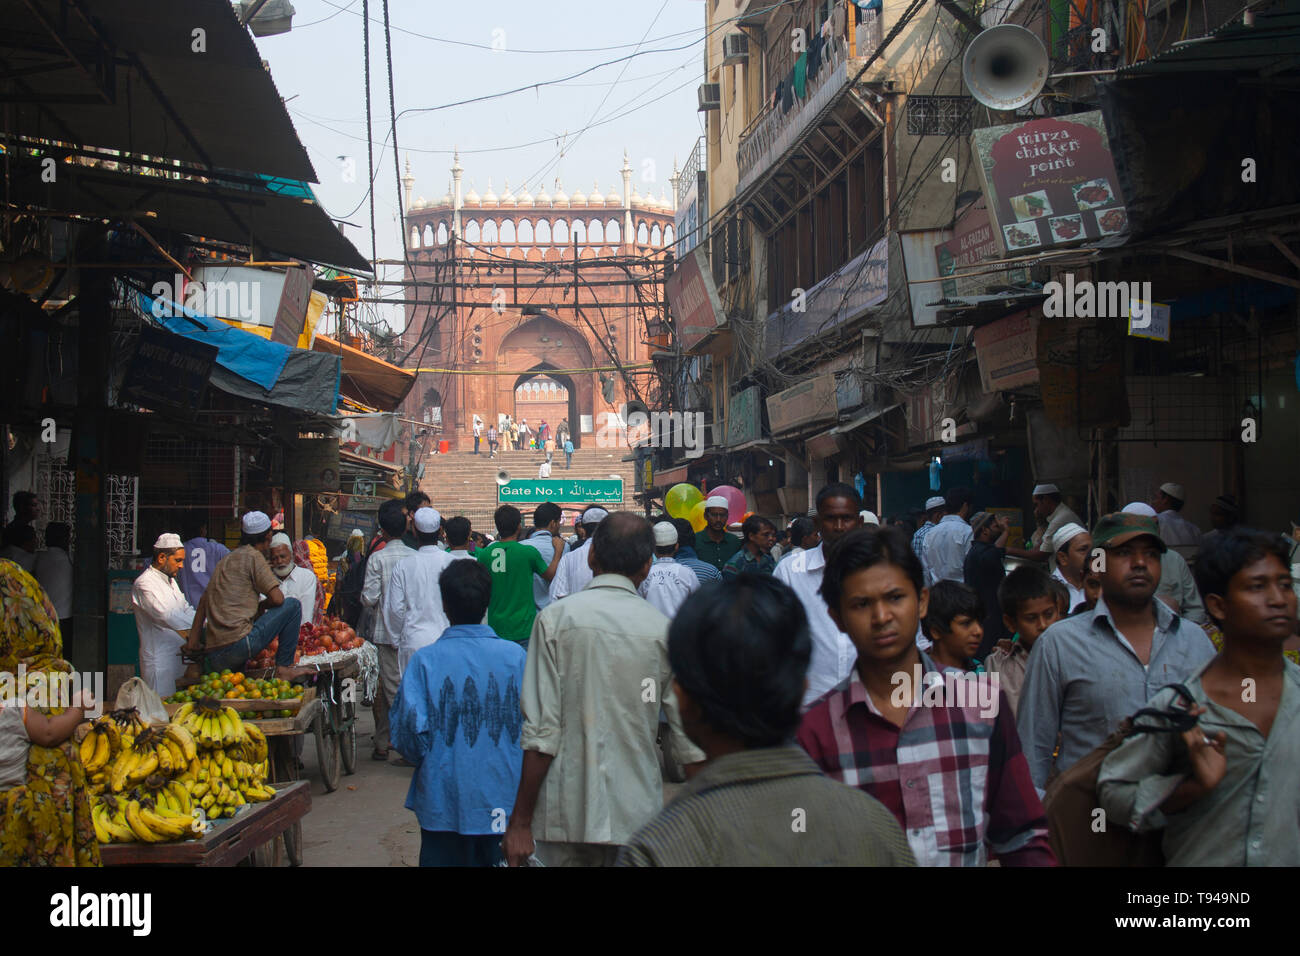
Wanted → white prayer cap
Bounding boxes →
[270,532,292,550]
[1032,483,1060,496]
[924,496,946,511]
[860,510,880,526]
[153,533,183,550]
[653,522,678,547]
[1159,482,1186,501]
[413,507,441,533]
[348,528,365,540]
[241,511,271,534]
[704,496,729,511]
[1122,502,1157,517]
[1052,523,1088,551]
[582,508,609,525]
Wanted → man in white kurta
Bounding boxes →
[547,508,608,601]
[132,533,196,697]
[638,521,700,619]
[268,534,318,625]
[384,508,456,675]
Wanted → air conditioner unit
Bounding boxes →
[722,33,749,65]
[697,83,722,111]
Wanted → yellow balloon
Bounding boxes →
[687,499,708,533]
[665,483,703,519]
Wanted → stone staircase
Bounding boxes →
[416,445,641,535]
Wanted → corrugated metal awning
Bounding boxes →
[1117,2,1300,76]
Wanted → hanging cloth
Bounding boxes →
[793,51,809,99]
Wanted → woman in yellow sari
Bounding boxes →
[0,559,100,866]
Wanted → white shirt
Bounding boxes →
[274,565,318,628]
[549,540,594,602]
[361,539,416,646]
[1052,566,1086,613]
[522,529,568,610]
[33,546,72,618]
[131,565,196,698]
[773,543,857,708]
[924,514,973,585]
[538,460,552,478]
[637,556,700,619]
[0,546,35,574]
[384,545,457,674]
[1157,509,1203,548]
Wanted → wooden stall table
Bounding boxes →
[98,780,311,867]
[247,691,321,867]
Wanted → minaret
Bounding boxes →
[669,156,680,209]
[621,150,633,251]
[402,155,415,214]
[451,149,464,238]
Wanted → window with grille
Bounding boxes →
[906,96,973,136]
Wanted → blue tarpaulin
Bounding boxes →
[138,291,289,389]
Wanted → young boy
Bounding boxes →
[1070,570,1102,617]
[797,526,1055,867]
[1097,528,1300,865]
[984,567,1060,718]
[390,560,526,867]
[924,580,986,673]
[476,506,563,650]
[1048,578,1071,621]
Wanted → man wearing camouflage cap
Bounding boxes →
[1016,511,1216,793]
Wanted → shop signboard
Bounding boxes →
[935,202,1031,297]
[766,373,838,436]
[766,237,888,359]
[726,385,763,446]
[973,309,1040,392]
[120,327,218,411]
[972,111,1128,256]
[666,246,724,352]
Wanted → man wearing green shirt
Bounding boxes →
[694,495,741,571]
[477,505,563,649]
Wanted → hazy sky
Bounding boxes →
[251,0,712,334]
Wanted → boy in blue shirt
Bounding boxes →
[390,559,526,866]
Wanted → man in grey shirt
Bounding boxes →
[521,502,568,612]
[1121,502,1206,625]
[1017,512,1216,793]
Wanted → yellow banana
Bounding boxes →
[191,781,209,799]
[91,805,113,843]
[127,750,158,784]
[208,806,223,820]
[79,728,97,765]
[174,702,194,723]
[100,807,134,842]
[140,806,187,839]
[98,718,121,753]
[188,757,202,778]
[164,738,186,768]
[169,780,192,815]
[91,731,112,772]
[154,744,173,775]
[217,710,235,747]
[222,756,235,780]
[199,792,216,811]
[109,750,137,792]
[125,800,162,843]
[224,707,246,744]
[165,722,198,761]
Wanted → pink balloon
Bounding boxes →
[709,485,747,524]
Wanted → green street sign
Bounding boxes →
[497,478,624,504]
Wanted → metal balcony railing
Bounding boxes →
[736,12,880,187]
[680,136,705,197]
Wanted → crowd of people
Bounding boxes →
[472,415,572,460]
[1,472,1297,869]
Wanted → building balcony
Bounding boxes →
[736,10,882,192]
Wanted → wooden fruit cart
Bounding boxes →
[99,779,311,867]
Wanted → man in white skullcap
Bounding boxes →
[132,532,196,697]
[639,520,701,619]
[694,495,741,572]
[185,511,307,681]
[911,495,946,581]
[384,507,457,675]
[1152,481,1203,548]
[1121,502,1207,625]
[1049,522,1092,613]
[549,507,610,601]
[859,510,880,526]
[267,532,320,626]
[1009,483,1083,570]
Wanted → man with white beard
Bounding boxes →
[267,533,319,625]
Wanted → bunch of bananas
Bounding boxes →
[174,700,249,749]
[91,775,198,844]
[79,708,160,788]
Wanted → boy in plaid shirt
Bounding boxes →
[797,525,1055,867]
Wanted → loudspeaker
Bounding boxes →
[962,24,1049,111]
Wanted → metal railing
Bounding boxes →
[679,136,705,199]
[736,14,880,184]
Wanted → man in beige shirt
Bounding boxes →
[186,511,308,680]
[503,513,705,866]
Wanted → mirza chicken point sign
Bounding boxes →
[972,110,1129,256]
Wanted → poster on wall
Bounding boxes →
[972,111,1128,256]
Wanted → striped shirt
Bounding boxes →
[797,653,1056,867]
[616,745,916,867]
[673,546,722,586]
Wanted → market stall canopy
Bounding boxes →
[0,0,316,181]
[136,290,340,417]
[1116,0,1300,77]
[311,334,415,411]
[7,155,369,274]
